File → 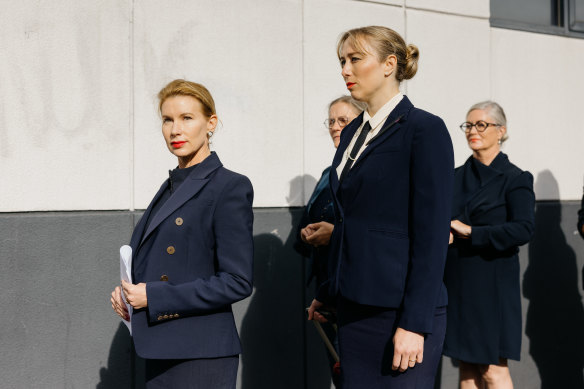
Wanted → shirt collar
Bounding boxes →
[362,92,404,130]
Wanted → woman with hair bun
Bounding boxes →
[110,79,254,388]
[308,26,454,387]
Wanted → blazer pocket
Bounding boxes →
[363,230,410,297]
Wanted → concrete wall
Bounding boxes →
[1,199,583,388]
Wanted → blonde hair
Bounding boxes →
[328,95,367,114]
[467,101,509,143]
[158,79,216,118]
[337,26,419,82]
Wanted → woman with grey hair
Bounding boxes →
[444,101,535,388]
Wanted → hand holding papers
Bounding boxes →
[119,245,133,334]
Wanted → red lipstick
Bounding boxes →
[346,82,355,89]
[171,141,186,149]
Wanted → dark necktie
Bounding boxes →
[339,121,371,183]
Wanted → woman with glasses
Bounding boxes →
[308,26,454,388]
[444,101,535,388]
[295,95,365,387]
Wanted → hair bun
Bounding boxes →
[403,44,419,80]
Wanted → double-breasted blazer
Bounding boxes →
[443,152,535,364]
[318,96,454,334]
[129,152,254,360]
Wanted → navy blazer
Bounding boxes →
[318,96,454,334]
[129,152,254,359]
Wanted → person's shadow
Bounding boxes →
[96,322,135,389]
[240,175,331,389]
[523,170,584,388]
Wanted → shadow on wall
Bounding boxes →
[96,322,134,389]
[523,170,584,388]
[240,175,331,389]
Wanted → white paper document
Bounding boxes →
[119,245,133,335]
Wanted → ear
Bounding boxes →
[207,114,218,132]
[498,125,507,140]
[384,54,397,77]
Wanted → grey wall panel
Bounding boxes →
[1,203,583,388]
[0,211,135,389]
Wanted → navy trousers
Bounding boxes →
[337,297,446,389]
[145,355,239,389]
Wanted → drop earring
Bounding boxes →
[207,131,213,138]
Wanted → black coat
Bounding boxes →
[443,152,535,364]
[294,166,335,287]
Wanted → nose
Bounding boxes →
[467,125,479,135]
[170,120,182,136]
[341,62,351,79]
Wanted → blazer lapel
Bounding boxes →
[350,96,413,171]
[464,154,506,219]
[139,152,223,247]
[130,181,168,253]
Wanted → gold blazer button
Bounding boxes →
[157,315,163,321]
[163,314,169,319]
[167,246,175,255]
[160,275,169,281]
[175,217,183,226]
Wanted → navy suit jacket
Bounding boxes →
[130,152,254,359]
[318,96,454,334]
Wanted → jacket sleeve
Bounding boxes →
[470,172,535,250]
[146,175,254,320]
[397,114,454,334]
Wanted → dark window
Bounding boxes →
[491,0,584,38]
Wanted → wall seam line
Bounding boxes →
[129,0,135,212]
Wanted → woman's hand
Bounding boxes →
[301,222,334,247]
[392,327,424,372]
[451,220,472,239]
[307,299,329,323]
[121,280,148,309]
[110,285,129,321]
[449,231,454,245]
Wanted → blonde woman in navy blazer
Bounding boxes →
[110,79,253,388]
[308,26,454,388]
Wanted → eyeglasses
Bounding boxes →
[459,121,501,132]
[324,116,350,129]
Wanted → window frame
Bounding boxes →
[490,0,584,39]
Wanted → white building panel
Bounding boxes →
[133,0,303,208]
[0,1,132,211]
[406,8,491,168]
[491,27,584,200]
[406,0,489,18]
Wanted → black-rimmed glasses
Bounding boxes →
[459,121,501,132]
[324,116,350,129]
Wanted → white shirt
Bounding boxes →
[336,92,404,178]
